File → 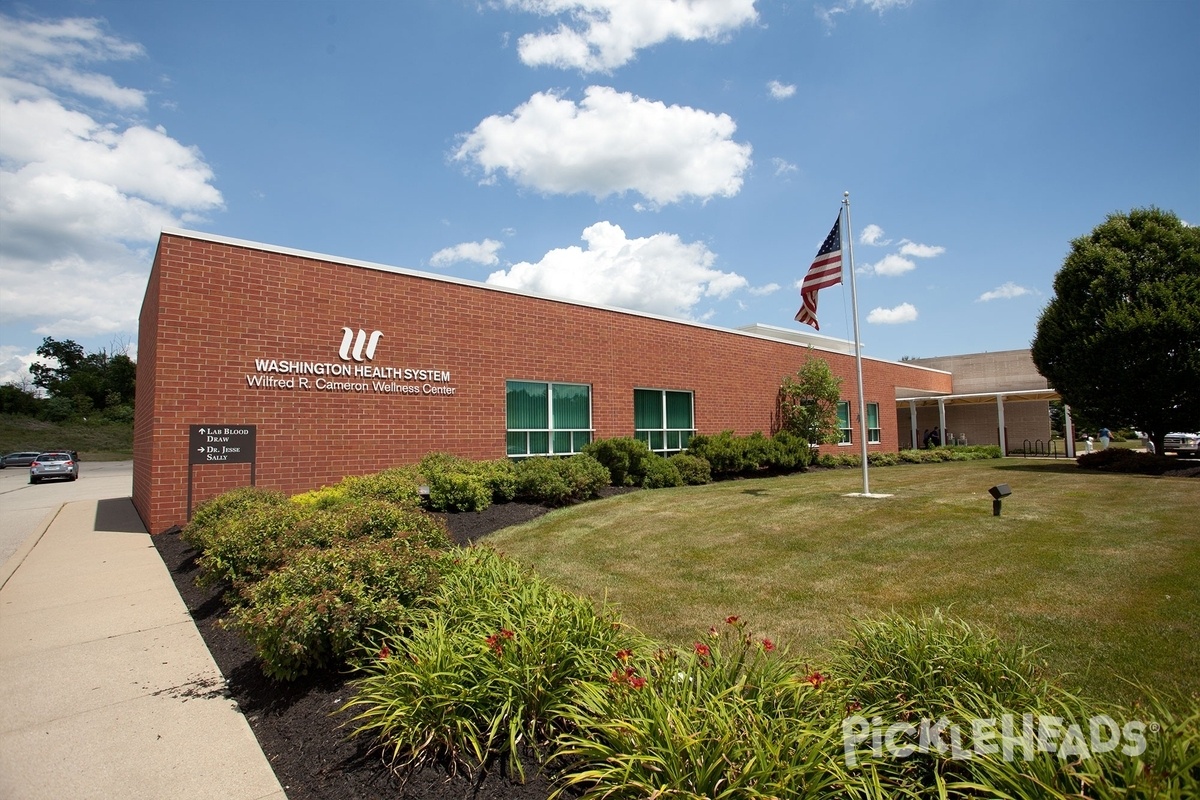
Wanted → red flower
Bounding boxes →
[708,626,719,638]
[806,670,827,688]
[761,638,776,652]
[693,642,711,657]
[378,644,391,660]
[486,634,504,656]
[725,615,740,625]
[628,675,647,689]
[610,669,625,684]
[500,628,515,640]
[616,648,633,662]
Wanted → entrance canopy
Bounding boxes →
[895,388,1062,455]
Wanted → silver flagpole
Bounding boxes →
[842,191,871,495]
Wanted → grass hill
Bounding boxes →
[0,415,133,461]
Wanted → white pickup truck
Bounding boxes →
[1162,432,1200,457]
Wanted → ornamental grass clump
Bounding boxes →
[344,547,650,781]
[553,615,849,799]
[829,611,1198,798]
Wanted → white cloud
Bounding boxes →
[0,16,146,108]
[898,239,945,258]
[867,253,916,276]
[485,220,747,319]
[859,223,890,246]
[867,302,918,324]
[747,282,780,296]
[454,86,752,206]
[816,0,913,31]
[505,0,758,73]
[767,79,795,99]
[0,13,223,339]
[978,282,1032,302]
[429,239,504,267]
[0,345,45,389]
[771,157,797,177]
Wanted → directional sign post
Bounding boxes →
[187,425,257,520]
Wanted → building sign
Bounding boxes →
[189,425,256,464]
[245,327,458,396]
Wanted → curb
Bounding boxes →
[0,502,63,591]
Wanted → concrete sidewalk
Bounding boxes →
[0,498,285,800]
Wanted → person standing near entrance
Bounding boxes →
[1099,427,1111,449]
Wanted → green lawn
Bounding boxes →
[485,458,1200,707]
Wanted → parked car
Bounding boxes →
[29,452,80,484]
[1,451,42,469]
[1162,432,1200,457]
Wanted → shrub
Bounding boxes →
[419,453,519,510]
[1077,447,1181,475]
[340,467,425,508]
[560,453,612,501]
[687,430,752,477]
[226,538,448,681]
[641,455,682,488]
[290,484,352,509]
[668,452,711,485]
[428,471,492,512]
[190,494,450,591]
[190,501,306,589]
[741,431,778,471]
[183,486,291,553]
[582,436,652,486]
[768,430,813,471]
[476,458,518,502]
[344,548,649,778]
[514,454,609,505]
[868,451,898,466]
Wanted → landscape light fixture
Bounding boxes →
[988,484,1012,516]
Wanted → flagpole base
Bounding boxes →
[843,492,894,499]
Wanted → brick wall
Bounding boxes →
[133,231,953,534]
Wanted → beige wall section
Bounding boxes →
[895,349,1054,453]
[909,350,1048,393]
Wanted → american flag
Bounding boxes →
[794,213,843,330]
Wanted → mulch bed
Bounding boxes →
[151,498,570,800]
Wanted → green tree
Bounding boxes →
[0,380,42,416]
[1031,207,1200,455]
[28,337,136,418]
[776,352,843,445]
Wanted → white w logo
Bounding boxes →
[339,328,383,361]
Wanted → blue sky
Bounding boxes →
[1,0,1197,386]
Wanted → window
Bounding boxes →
[634,389,695,454]
[837,400,852,444]
[866,402,881,444]
[506,381,592,457]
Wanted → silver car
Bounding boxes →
[29,452,80,484]
[1,451,41,469]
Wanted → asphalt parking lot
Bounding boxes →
[0,460,134,570]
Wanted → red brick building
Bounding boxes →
[133,229,953,535]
